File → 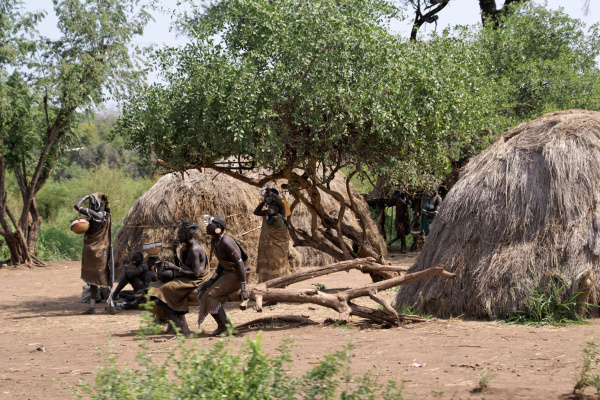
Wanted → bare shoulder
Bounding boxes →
[222,235,237,247]
[191,240,206,255]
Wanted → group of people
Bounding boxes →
[74,187,291,336]
[386,187,443,253]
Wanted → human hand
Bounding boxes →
[239,289,249,301]
[171,239,180,249]
[163,261,177,270]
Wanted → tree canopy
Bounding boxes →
[116,0,600,261]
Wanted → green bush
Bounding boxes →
[32,167,154,261]
[504,260,595,326]
[71,334,405,400]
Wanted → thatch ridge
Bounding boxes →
[395,110,600,318]
[113,169,386,281]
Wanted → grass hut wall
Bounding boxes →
[395,110,600,318]
[113,169,386,281]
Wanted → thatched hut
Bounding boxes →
[113,169,386,281]
[395,110,600,318]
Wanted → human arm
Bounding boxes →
[125,263,148,280]
[221,237,248,300]
[166,243,206,279]
[74,194,105,220]
[253,200,268,216]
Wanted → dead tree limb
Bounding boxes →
[256,257,406,289]
[240,262,455,326]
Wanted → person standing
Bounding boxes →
[74,192,112,314]
[197,216,249,336]
[421,187,443,238]
[253,188,291,283]
[387,190,410,253]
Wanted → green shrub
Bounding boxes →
[36,228,82,261]
[393,302,432,319]
[31,167,154,261]
[504,260,595,326]
[71,334,405,400]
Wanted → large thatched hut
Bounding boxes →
[395,110,600,318]
[113,169,386,280]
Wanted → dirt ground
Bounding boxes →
[1,252,599,400]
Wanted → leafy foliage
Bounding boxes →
[117,1,600,191]
[72,334,405,400]
[504,260,595,325]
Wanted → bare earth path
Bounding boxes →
[0,253,598,399]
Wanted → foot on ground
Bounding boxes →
[81,307,95,315]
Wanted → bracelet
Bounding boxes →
[241,282,247,290]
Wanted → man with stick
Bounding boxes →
[74,192,113,314]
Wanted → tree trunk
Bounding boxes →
[479,0,529,27]
[4,231,30,265]
[26,199,42,255]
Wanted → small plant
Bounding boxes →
[70,334,406,399]
[392,302,432,319]
[474,367,495,392]
[574,339,600,396]
[313,283,327,291]
[504,259,595,326]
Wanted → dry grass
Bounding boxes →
[396,110,600,318]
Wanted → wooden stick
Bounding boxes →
[236,315,318,331]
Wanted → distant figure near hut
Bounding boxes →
[421,188,443,238]
[387,190,410,253]
[74,192,112,314]
[253,187,291,283]
[149,222,208,335]
[197,216,249,336]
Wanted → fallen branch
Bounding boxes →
[256,257,406,289]
[247,263,455,326]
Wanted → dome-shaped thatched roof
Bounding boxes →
[113,169,386,281]
[395,110,600,318]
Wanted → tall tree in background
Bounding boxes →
[0,0,153,266]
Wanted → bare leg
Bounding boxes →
[387,236,399,247]
[82,285,98,314]
[210,307,230,337]
[159,304,187,335]
[111,276,130,300]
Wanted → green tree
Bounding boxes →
[0,0,153,266]
[480,3,600,121]
[116,0,494,261]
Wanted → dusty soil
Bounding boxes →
[0,252,598,400]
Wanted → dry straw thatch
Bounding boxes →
[395,110,600,318]
[113,169,386,281]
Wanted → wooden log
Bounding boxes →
[186,259,454,327]
[257,257,406,289]
[246,264,455,325]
